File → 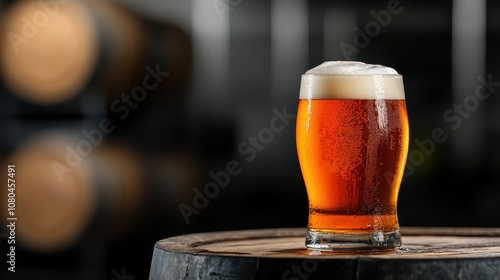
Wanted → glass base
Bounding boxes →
[306,229,401,251]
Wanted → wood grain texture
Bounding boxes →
[150,227,500,280]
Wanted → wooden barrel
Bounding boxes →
[0,131,144,251]
[150,227,500,280]
[0,0,192,105]
[0,0,144,104]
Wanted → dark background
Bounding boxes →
[0,0,499,279]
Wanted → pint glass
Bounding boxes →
[296,62,409,250]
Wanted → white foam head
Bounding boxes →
[300,61,405,100]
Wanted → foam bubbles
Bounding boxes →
[306,61,398,75]
[300,61,405,100]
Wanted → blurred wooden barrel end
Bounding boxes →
[3,133,96,251]
[0,0,144,105]
[0,132,145,251]
[0,0,98,104]
[150,227,500,280]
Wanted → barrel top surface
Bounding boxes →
[155,227,500,260]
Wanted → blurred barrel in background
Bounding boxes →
[0,0,197,259]
[146,18,192,98]
[0,0,144,104]
[3,132,95,251]
[0,131,145,251]
[0,0,192,105]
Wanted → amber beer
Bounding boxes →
[296,62,409,250]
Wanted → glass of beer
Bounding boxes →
[296,61,409,250]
